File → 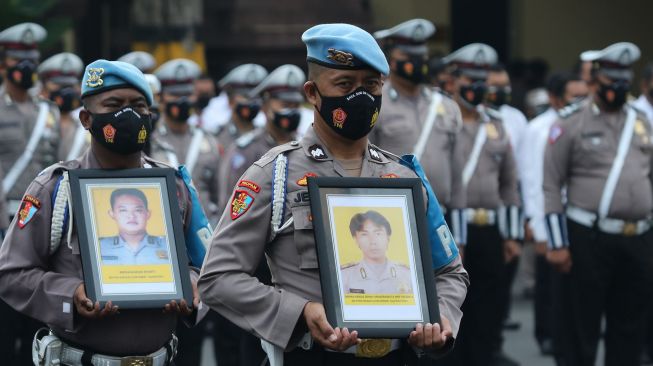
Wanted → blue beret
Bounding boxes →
[302,23,389,76]
[81,59,154,106]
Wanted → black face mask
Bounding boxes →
[597,79,629,110]
[235,102,260,122]
[394,56,429,84]
[195,94,212,111]
[7,59,37,90]
[165,98,192,122]
[648,88,653,101]
[50,87,81,113]
[89,107,151,155]
[272,108,301,132]
[486,86,511,108]
[316,86,381,141]
[459,80,487,109]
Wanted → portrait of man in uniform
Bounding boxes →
[340,210,413,295]
[98,188,170,266]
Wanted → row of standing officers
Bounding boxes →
[0,16,650,366]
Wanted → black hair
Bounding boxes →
[110,188,148,209]
[546,71,582,98]
[488,63,507,73]
[349,210,392,237]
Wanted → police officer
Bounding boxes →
[118,50,157,73]
[0,59,205,365]
[150,59,222,224]
[370,19,467,246]
[439,43,521,366]
[633,63,653,124]
[219,64,306,209]
[99,188,170,266]
[544,42,653,366]
[215,64,268,149]
[517,71,588,356]
[341,211,413,295]
[0,22,60,365]
[37,52,87,161]
[199,23,468,366]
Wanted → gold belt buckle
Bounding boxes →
[355,338,392,358]
[623,222,638,236]
[473,209,489,226]
[120,356,153,366]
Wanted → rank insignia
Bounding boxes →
[327,48,354,66]
[635,120,647,136]
[231,190,254,220]
[238,180,261,193]
[332,108,347,129]
[137,125,147,144]
[156,250,169,259]
[486,123,499,140]
[380,173,398,178]
[103,124,116,143]
[17,195,41,229]
[368,147,382,162]
[548,125,564,144]
[309,144,328,160]
[86,68,104,88]
[297,173,318,186]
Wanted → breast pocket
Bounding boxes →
[291,205,317,269]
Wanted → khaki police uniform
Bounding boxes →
[0,150,206,356]
[341,260,413,294]
[199,127,469,350]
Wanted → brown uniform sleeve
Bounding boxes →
[448,123,466,210]
[0,177,83,331]
[543,122,572,214]
[198,163,309,349]
[498,135,520,207]
[0,164,9,230]
[217,144,238,212]
[434,255,469,339]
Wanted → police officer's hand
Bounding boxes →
[408,315,452,350]
[303,301,360,351]
[163,280,198,316]
[503,240,521,263]
[534,241,548,256]
[74,284,118,319]
[546,248,572,273]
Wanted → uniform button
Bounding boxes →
[290,141,299,146]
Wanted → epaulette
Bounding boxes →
[558,102,581,119]
[254,141,302,168]
[341,262,357,269]
[235,129,258,148]
[143,155,176,170]
[36,160,80,181]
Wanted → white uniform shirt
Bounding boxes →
[518,108,558,242]
[189,91,266,133]
[499,104,528,158]
[632,95,653,127]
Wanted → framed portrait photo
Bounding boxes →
[69,168,193,309]
[308,177,440,338]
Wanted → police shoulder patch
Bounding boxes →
[548,125,564,144]
[231,190,255,220]
[17,195,41,229]
[238,180,261,193]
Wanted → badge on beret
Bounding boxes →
[327,48,354,66]
[549,125,564,144]
[296,173,318,186]
[103,124,116,143]
[17,195,41,229]
[231,190,254,220]
[309,144,328,160]
[332,108,347,129]
[86,68,104,88]
[238,180,261,193]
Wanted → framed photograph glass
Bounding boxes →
[69,168,193,309]
[308,177,440,338]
